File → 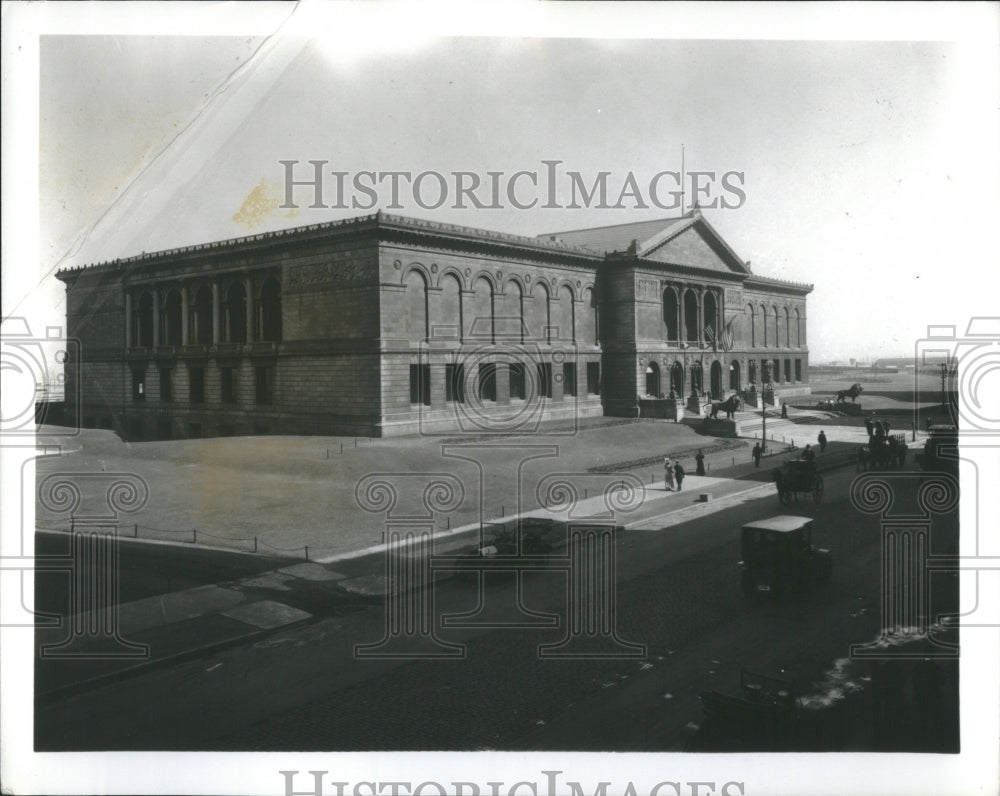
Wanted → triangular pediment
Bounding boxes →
[639,215,748,274]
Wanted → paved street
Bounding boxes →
[35,463,959,752]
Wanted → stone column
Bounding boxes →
[124,292,132,349]
[212,283,221,344]
[151,288,160,347]
[697,288,704,346]
[245,277,254,343]
[180,285,189,346]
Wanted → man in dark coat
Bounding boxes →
[818,430,828,453]
[674,461,685,491]
[752,442,762,467]
[865,417,874,437]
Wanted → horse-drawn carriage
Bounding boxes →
[773,459,824,505]
[858,433,907,470]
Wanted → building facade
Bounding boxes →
[57,209,812,439]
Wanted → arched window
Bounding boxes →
[730,360,741,391]
[703,292,718,345]
[760,303,768,347]
[784,308,790,350]
[258,277,282,342]
[404,270,429,343]
[136,293,154,347]
[469,276,493,341]
[438,274,463,341]
[773,306,780,348]
[499,280,524,342]
[663,289,679,342]
[527,281,550,342]
[225,282,247,343]
[192,286,212,344]
[581,287,598,346]
[645,362,661,397]
[794,308,801,347]
[684,289,699,343]
[556,285,575,341]
[163,289,182,346]
[745,303,755,348]
[748,359,757,384]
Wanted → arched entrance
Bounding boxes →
[670,361,684,397]
[645,362,660,397]
[710,361,723,399]
[729,360,741,392]
[690,362,703,395]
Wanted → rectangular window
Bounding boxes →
[188,422,202,439]
[255,366,274,405]
[536,362,553,398]
[189,366,206,404]
[409,364,429,406]
[445,364,465,403]
[587,362,601,395]
[221,367,236,404]
[509,362,526,400]
[159,368,172,403]
[131,370,145,402]
[795,359,802,382]
[784,359,792,383]
[478,363,497,402]
[562,362,577,397]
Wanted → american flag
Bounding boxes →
[705,319,736,351]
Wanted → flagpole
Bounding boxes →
[680,144,686,214]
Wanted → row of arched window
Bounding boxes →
[661,286,722,344]
[403,270,598,345]
[743,303,802,348]
[130,277,282,348]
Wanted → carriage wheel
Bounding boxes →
[813,475,824,504]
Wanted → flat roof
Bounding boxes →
[742,515,813,533]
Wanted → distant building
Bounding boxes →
[57,209,812,439]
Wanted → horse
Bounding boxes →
[708,394,742,420]
[835,383,864,403]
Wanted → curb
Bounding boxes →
[36,615,317,706]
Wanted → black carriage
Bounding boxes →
[773,458,823,505]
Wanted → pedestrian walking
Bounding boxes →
[695,449,706,476]
[663,457,675,491]
[874,420,885,439]
[883,419,890,435]
[674,462,685,491]
[818,430,828,453]
[752,442,762,467]
[781,403,788,419]
[865,417,874,437]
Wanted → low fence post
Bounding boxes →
[134,523,138,538]
[305,545,310,561]
[192,529,197,544]
[254,536,258,553]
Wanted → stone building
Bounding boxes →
[57,208,812,438]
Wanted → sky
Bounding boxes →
[11,4,1000,364]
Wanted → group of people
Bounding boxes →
[865,416,890,439]
[663,450,708,491]
[750,430,827,467]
